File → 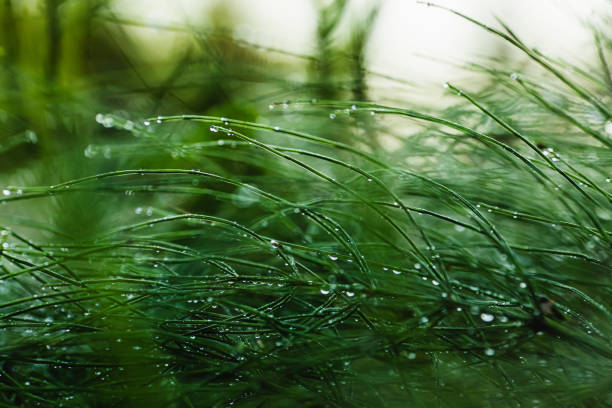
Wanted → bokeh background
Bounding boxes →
[1,0,609,184]
[1,0,609,164]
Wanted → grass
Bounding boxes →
[0,1,611,407]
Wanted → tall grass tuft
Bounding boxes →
[0,2,610,407]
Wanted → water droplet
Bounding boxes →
[480,313,494,322]
[484,348,495,356]
[83,144,97,158]
[320,289,330,295]
[95,113,104,123]
[519,282,527,289]
[392,269,401,275]
[2,189,10,196]
[268,104,275,110]
[346,291,355,297]
[605,121,612,136]
[414,263,421,269]
[408,352,416,360]
[25,130,37,143]
[369,111,375,116]
[210,126,218,133]
[329,113,336,119]
[328,255,338,261]
[99,116,114,128]
[273,126,280,131]
[510,73,518,80]
[351,104,356,110]
[443,82,449,88]
[432,280,440,286]
[420,316,429,324]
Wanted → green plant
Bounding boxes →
[0,2,610,407]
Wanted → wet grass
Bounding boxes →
[0,2,611,407]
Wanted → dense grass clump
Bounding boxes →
[0,2,611,407]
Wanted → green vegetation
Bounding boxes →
[0,1,610,407]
